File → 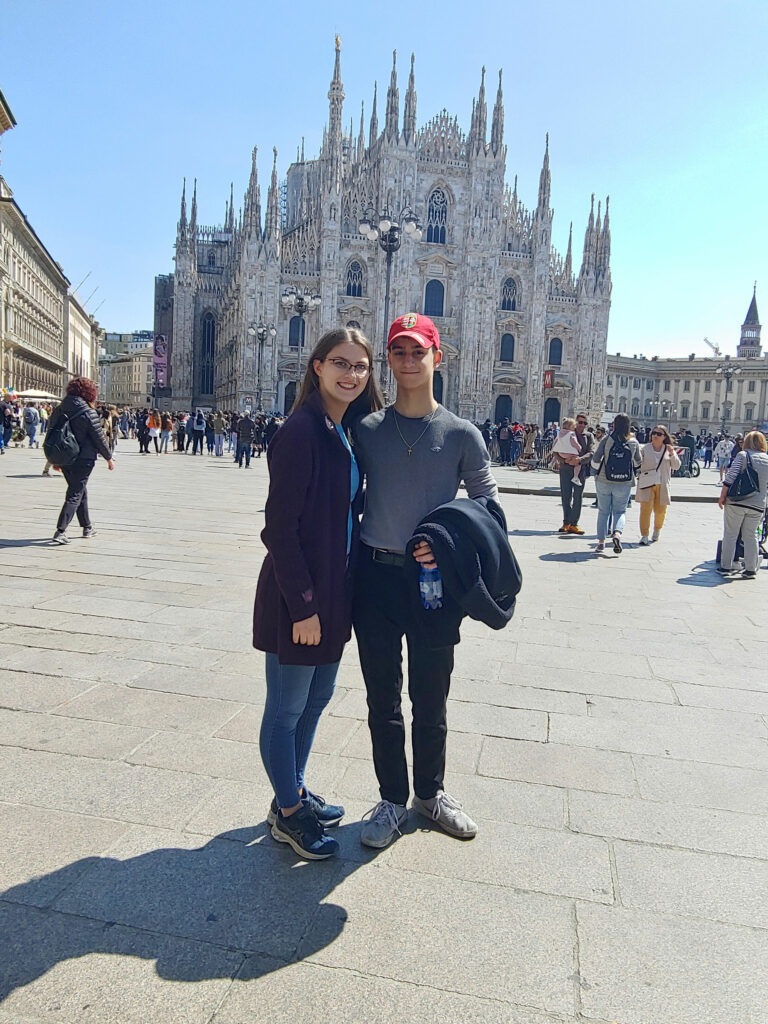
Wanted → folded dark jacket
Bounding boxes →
[404,496,523,648]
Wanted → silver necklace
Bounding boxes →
[392,406,439,456]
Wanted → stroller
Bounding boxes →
[717,505,768,566]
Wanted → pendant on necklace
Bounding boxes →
[407,448,413,456]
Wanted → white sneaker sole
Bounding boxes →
[270,823,336,860]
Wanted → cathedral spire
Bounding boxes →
[490,69,504,157]
[246,146,262,241]
[476,66,487,153]
[580,193,596,278]
[385,50,399,142]
[265,148,280,239]
[357,100,366,161]
[403,53,417,145]
[178,178,187,242]
[599,196,610,270]
[326,36,345,191]
[537,133,551,211]
[369,81,378,145]
[226,181,234,231]
[564,221,573,280]
[189,178,198,239]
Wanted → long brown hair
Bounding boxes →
[291,327,384,421]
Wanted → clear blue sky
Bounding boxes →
[2,0,766,356]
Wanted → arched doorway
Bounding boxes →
[433,371,443,403]
[494,395,512,423]
[543,396,561,427]
[283,381,297,415]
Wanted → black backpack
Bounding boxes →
[604,437,634,482]
[43,407,88,467]
[728,451,759,500]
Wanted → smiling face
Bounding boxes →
[313,341,370,410]
[387,337,442,391]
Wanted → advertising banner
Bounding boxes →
[543,369,554,389]
[153,335,168,387]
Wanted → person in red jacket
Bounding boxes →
[253,326,382,860]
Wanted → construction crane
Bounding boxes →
[703,337,722,357]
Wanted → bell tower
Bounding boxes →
[737,284,761,358]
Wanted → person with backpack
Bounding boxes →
[717,431,768,579]
[497,418,512,466]
[23,403,40,447]
[191,408,206,454]
[44,377,114,545]
[160,410,173,453]
[590,412,641,554]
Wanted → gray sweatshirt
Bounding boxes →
[354,405,498,553]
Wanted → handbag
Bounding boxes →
[728,451,759,500]
[638,450,665,490]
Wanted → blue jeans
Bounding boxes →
[259,654,340,809]
[595,480,633,540]
[214,433,224,456]
[26,426,37,446]
[236,441,250,467]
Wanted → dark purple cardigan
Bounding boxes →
[253,390,360,666]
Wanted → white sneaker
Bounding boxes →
[639,535,650,546]
[652,530,660,542]
[412,790,478,839]
[360,800,407,849]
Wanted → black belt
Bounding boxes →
[367,546,406,568]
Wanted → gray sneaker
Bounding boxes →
[360,800,407,849]
[51,532,69,545]
[412,790,478,839]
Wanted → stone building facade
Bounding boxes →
[604,289,766,435]
[165,41,612,423]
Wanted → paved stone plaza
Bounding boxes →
[0,444,766,1024]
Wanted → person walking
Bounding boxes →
[213,410,226,456]
[703,434,714,469]
[497,418,512,466]
[45,377,114,544]
[23,403,40,447]
[191,408,206,454]
[160,411,173,453]
[175,414,186,452]
[205,413,215,454]
[717,431,768,579]
[636,425,681,545]
[557,413,595,534]
[714,435,734,482]
[253,326,383,860]
[591,412,641,553]
[236,412,256,468]
[352,313,498,849]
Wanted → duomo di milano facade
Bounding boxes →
[164,40,612,423]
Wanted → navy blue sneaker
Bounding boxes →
[271,802,339,860]
[267,790,344,828]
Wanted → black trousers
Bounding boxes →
[57,459,95,533]
[353,548,454,805]
[559,466,584,526]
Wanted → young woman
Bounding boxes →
[253,327,383,860]
[591,412,642,553]
[636,424,681,545]
[718,430,768,579]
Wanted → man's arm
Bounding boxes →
[578,431,596,463]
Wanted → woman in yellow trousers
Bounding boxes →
[636,425,681,544]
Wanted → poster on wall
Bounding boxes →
[153,335,168,387]
[543,369,554,389]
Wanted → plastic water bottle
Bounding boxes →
[419,565,443,610]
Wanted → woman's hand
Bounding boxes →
[412,541,437,569]
[717,489,728,509]
[293,614,322,646]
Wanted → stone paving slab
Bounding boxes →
[2,444,767,1023]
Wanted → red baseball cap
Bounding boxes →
[387,312,441,351]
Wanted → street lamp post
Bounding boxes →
[716,358,742,435]
[358,206,422,393]
[281,287,321,384]
[247,321,277,410]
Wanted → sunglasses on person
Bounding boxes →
[576,419,588,426]
[651,431,665,437]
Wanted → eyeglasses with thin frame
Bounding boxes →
[326,357,370,377]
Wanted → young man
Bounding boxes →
[352,313,498,849]
[557,412,595,533]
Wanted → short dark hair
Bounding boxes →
[612,413,631,439]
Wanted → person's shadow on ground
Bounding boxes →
[0,822,383,1002]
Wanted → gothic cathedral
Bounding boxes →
[166,39,612,424]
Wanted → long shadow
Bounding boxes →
[676,560,735,587]
[508,529,563,537]
[2,474,56,479]
[0,821,382,1001]
[0,538,55,547]
[539,550,599,563]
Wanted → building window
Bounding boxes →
[605,395,614,411]
[500,333,515,361]
[664,380,671,392]
[606,375,613,386]
[748,379,756,392]
[288,315,305,350]
[424,279,445,317]
[548,337,563,366]
[426,188,447,244]
[683,380,691,392]
[681,404,689,419]
[745,403,756,421]
[633,377,640,389]
[620,375,628,388]
[201,313,216,394]
[701,404,710,419]
[631,399,640,416]
[208,251,215,267]
[704,380,712,391]
[644,401,652,417]
[618,397,627,412]
[646,379,653,390]
[500,277,517,311]
[345,260,364,297]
